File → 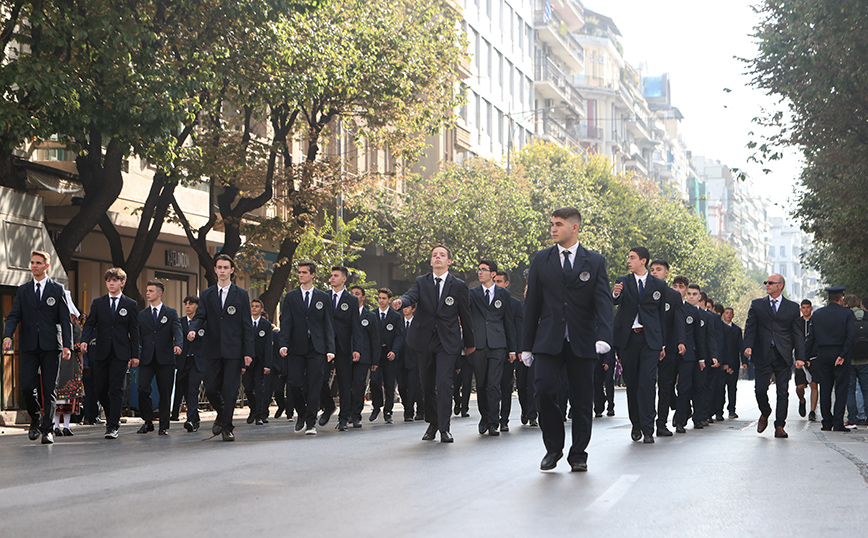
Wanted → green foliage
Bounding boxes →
[746,0,868,296]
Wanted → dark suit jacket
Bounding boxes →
[721,322,745,369]
[743,295,805,366]
[523,244,613,358]
[357,308,381,366]
[189,284,255,360]
[179,316,204,372]
[82,294,140,362]
[806,302,856,358]
[252,317,274,369]
[682,303,706,362]
[662,287,686,353]
[331,289,361,355]
[271,328,287,376]
[698,309,720,362]
[398,273,474,355]
[509,296,524,353]
[278,287,336,356]
[138,305,182,366]
[613,273,668,351]
[398,317,419,370]
[375,307,404,355]
[4,278,72,351]
[468,285,517,352]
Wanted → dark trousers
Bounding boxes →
[618,331,659,436]
[288,351,326,428]
[594,359,615,415]
[500,359,516,425]
[397,360,423,419]
[452,355,473,413]
[471,347,506,427]
[269,374,289,417]
[673,358,698,426]
[82,365,99,423]
[725,369,739,414]
[93,356,127,430]
[326,349,352,421]
[754,346,792,428]
[203,357,242,432]
[656,353,677,427]
[815,347,850,429]
[419,337,458,432]
[171,361,189,419]
[138,362,174,430]
[371,350,398,415]
[172,359,203,424]
[693,363,709,424]
[516,360,537,420]
[351,363,372,422]
[709,366,727,417]
[241,364,267,419]
[20,350,61,432]
[534,342,595,464]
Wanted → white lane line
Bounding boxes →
[585,474,640,513]
[740,421,758,431]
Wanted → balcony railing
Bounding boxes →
[573,74,619,91]
[541,116,578,147]
[577,122,602,140]
[535,58,584,108]
[533,10,585,70]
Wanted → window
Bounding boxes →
[779,246,786,257]
[508,7,514,44]
[769,246,775,257]
[486,40,492,80]
[497,52,503,90]
[472,29,480,75]
[779,264,787,277]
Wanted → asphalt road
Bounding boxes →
[2,380,867,537]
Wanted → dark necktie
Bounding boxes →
[304,290,310,310]
[771,298,778,315]
[254,319,258,330]
[381,311,387,326]
[637,278,645,325]
[406,320,410,331]
[35,281,41,301]
[434,277,442,298]
[111,296,117,314]
[563,250,572,281]
[484,288,490,306]
[333,292,339,312]
[152,307,158,325]
[220,288,225,307]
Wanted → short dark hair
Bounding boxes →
[712,304,724,314]
[378,288,392,298]
[251,298,263,307]
[214,253,234,268]
[723,307,734,314]
[146,280,165,293]
[688,283,701,291]
[630,246,651,266]
[104,267,127,281]
[650,259,669,271]
[551,206,582,225]
[297,260,317,275]
[673,275,690,287]
[831,291,847,304]
[700,291,708,303]
[431,245,452,259]
[706,298,715,308]
[183,295,200,305]
[843,294,859,308]
[331,266,349,278]
[350,285,365,296]
[800,299,812,307]
[495,269,510,281]
[478,259,498,273]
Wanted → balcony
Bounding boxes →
[624,152,648,176]
[540,116,579,148]
[534,58,584,115]
[573,74,619,92]
[576,122,603,141]
[627,116,652,143]
[534,11,585,73]
[454,124,472,153]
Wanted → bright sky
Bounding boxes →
[584,0,800,220]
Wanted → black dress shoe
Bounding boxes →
[404,416,414,423]
[275,406,285,419]
[137,423,152,434]
[212,423,223,436]
[631,427,642,441]
[170,414,180,422]
[461,411,470,418]
[643,434,654,444]
[715,414,724,422]
[184,421,196,432]
[54,427,63,437]
[488,425,500,436]
[222,430,235,442]
[675,425,686,434]
[440,430,454,443]
[246,415,255,424]
[319,408,335,426]
[595,412,603,418]
[415,413,424,421]
[799,399,807,417]
[41,431,54,444]
[657,427,673,437]
[337,419,348,431]
[570,461,588,472]
[528,418,539,427]
[607,409,615,417]
[422,424,437,441]
[832,426,851,432]
[478,420,488,435]
[29,418,40,441]
[158,429,168,436]
[500,423,509,432]
[369,408,380,422]
[454,403,461,416]
[693,422,704,429]
[706,417,714,424]
[820,426,832,431]
[729,413,739,419]
[62,428,74,437]
[262,417,268,424]
[295,418,305,432]
[540,451,563,471]
[384,414,393,424]
[353,419,362,428]
[255,418,264,425]
[521,414,528,425]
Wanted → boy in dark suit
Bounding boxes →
[3,250,72,444]
[175,295,204,432]
[369,288,404,423]
[243,299,273,425]
[81,267,140,440]
[349,286,381,429]
[137,280,182,435]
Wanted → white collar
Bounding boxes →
[432,270,448,280]
[33,275,50,285]
[332,287,345,296]
[150,302,163,311]
[634,272,648,283]
[405,316,413,324]
[557,242,578,257]
[217,282,231,292]
[300,284,315,292]
[109,292,122,299]
[481,282,496,293]
[378,307,389,315]
[252,315,261,323]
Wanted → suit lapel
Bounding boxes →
[569,245,586,283]
[547,246,562,282]
[224,284,238,313]
[440,275,454,309]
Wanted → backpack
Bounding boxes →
[854,310,868,360]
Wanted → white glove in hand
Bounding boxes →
[595,341,611,355]
[521,352,534,367]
